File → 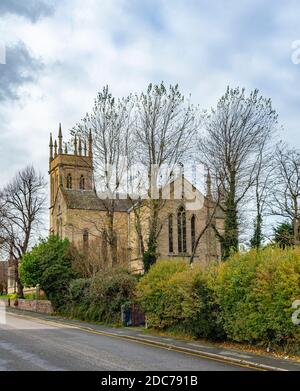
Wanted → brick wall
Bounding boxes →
[36,300,54,314]
[10,299,53,314]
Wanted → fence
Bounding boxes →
[121,303,145,326]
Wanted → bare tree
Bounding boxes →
[72,86,133,266]
[249,138,275,249]
[133,82,199,270]
[199,87,277,259]
[73,83,198,271]
[0,165,46,296]
[189,170,222,264]
[269,144,300,245]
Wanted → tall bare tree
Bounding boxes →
[249,138,275,249]
[72,86,133,266]
[133,82,199,270]
[189,169,223,264]
[199,87,277,259]
[269,144,300,245]
[0,165,46,296]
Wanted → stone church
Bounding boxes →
[49,125,224,273]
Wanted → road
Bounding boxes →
[0,312,250,371]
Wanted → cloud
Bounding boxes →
[0,41,44,101]
[0,0,300,242]
[0,0,55,22]
[0,0,300,189]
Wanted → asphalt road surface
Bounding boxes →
[0,312,251,371]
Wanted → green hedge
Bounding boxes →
[66,267,137,324]
[216,247,300,350]
[136,249,300,352]
[136,259,223,339]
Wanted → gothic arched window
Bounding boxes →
[191,215,196,251]
[168,214,174,253]
[80,175,85,190]
[177,206,187,253]
[67,174,72,189]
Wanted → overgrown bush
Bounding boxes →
[136,259,223,339]
[90,267,137,323]
[20,237,137,323]
[136,259,193,328]
[137,250,300,350]
[185,264,225,340]
[65,268,138,324]
[69,278,92,305]
[216,247,300,351]
[20,236,78,309]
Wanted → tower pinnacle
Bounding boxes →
[54,139,58,157]
[58,123,63,154]
[49,133,53,161]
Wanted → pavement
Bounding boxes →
[1,307,300,371]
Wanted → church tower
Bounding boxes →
[49,124,93,235]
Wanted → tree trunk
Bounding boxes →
[143,200,160,272]
[251,212,263,249]
[250,173,263,249]
[293,218,299,246]
[293,196,299,246]
[107,211,118,266]
[223,173,238,259]
[14,259,24,298]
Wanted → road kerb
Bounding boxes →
[77,330,287,372]
[6,309,291,371]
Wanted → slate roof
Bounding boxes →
[62,189,132,212]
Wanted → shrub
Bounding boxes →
[20,236,78,309]
[136,259,197,329]
[137,259,225,338]
[186,264,225,340]
[69,278,91,305]
[216,247,300,350]
[273,222,294,248]
[89,267,137,323]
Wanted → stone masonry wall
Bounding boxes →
[14,299,54,314]
[0,298,53,314]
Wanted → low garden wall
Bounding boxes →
[14,299,53,314]
[0,298,53,314]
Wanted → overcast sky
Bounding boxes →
[1,0,300,186]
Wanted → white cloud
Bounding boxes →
[1,0,300,192]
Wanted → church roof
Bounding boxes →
[62,189,132,212]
